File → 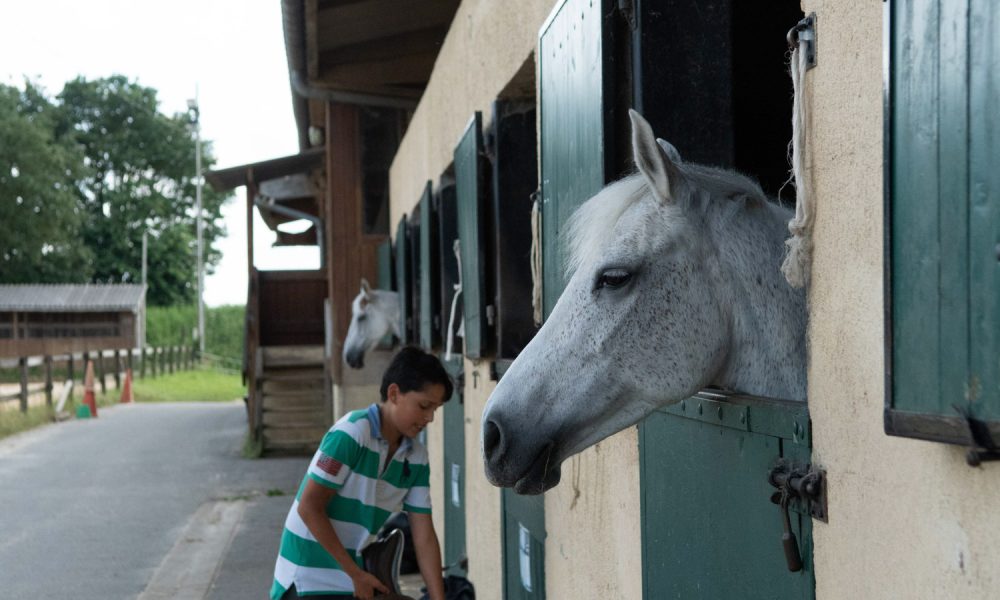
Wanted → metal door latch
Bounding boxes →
[767,460,827,572]
[954,404,1000,466]
[787,13,818,70]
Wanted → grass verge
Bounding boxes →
[0,404,55,440]
[132,368,245,403]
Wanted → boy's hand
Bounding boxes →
[349,569,389,599]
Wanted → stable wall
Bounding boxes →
[804,1,1000,597]
[388,1,643,598]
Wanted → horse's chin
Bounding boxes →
[511,442,562,495]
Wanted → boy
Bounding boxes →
[271,346,452,600]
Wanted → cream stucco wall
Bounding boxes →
[804,1,1000,598]
[545,430,642,600]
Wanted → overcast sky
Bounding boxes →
[1,0,319,306]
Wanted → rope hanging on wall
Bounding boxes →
[781,34,814,289]
[444,238,464,361]
[530,191,543,325]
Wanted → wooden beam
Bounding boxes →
[306,0,320,80]
[318,25,449,67]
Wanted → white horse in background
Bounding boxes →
[342,279,400,369]
[482,110,807,494]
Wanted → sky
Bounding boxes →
[0,0,319,306]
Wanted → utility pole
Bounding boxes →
[187,93,205,356]
[141,231,148,349]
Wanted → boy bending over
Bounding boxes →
[271,346,451,600]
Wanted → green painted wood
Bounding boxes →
[539,0,610,319]
[640,404,814,599]
[419,181,440,350]
[454,113,488,358]
[890,0,999,426]
[502,488,545,600]
[441,358,466,575]
[968,0,1000,419]
[395,216,412,344]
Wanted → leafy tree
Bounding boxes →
[0,82,92,281]
[55,76,230,305]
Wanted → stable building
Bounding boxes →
[260,1,999,599]
[0,284,145,359]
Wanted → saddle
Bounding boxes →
[361,528,416,600]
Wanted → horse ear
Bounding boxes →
[656,138,682,164]
[360,278,372,296]
[629,109,674,204]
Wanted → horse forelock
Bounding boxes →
[563,166,773,276]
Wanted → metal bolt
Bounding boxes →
[718,406,724,420]
[680,400,686,411]
[793,422,800,436]
[698,403,703,415]
[739,412,747,424]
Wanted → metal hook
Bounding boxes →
[786,13,818,70]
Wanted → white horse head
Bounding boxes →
[342,278,400,369]
[482,110,806,494]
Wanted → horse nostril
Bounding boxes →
[483,420,503,459]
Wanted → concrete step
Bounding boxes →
[261,366,326,378]
[261,346,325,368]
[262,409,327,428]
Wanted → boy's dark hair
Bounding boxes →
[380,346,454,402]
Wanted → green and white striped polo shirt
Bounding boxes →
[271,403,432,599]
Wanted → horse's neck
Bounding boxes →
[710,202,807,401]
[375,291,402,337]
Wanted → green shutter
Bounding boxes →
[441,358,466,576]
[886,0,1000,443]
[454,113,489,359]
[395,216,412,345]
[419,181,440,350]
[539,0,611,320]
[377,239,394,347]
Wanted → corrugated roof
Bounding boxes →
[0,284,146,313]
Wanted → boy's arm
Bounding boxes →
[408,511,446,600]
[298,479,388,600]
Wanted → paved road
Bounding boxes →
[0,401,309,599]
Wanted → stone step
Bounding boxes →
[262,366,326,378]
[261,346,325,368]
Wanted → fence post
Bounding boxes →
[44,355,53,407]
[140,347,146,379]
[113,349,121,390]
[19,357,28,413]
[68,353,75,383]
[126,348,134,378]
[97,351,107,395]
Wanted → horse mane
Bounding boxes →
[564,165,772,276]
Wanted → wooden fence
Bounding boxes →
[0,346,197,413]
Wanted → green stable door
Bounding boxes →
[540,1,816,598]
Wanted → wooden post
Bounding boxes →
[113,349,122,390]
[140,347,147,379]
[68,353,75,383]
[19,357,28,413]
[97,351,107,394]
[44,355,53,407]
[126,348,134,377]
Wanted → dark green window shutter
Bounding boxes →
[419,181,441,350]
[886,0,1000,443]
[441,358,466,576]
[539,0,612,320]
[395,216,413,345]
[454,113,489,359]
[437,180,463,356]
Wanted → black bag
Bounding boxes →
[420,575,475,600]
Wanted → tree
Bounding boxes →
[0,82,92,282]
[55,76,230,305]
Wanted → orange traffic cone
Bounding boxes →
[82,360,98,418]
[120,369,134,404]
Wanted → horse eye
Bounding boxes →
[357,314,367,322]
[596,268,633,290]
